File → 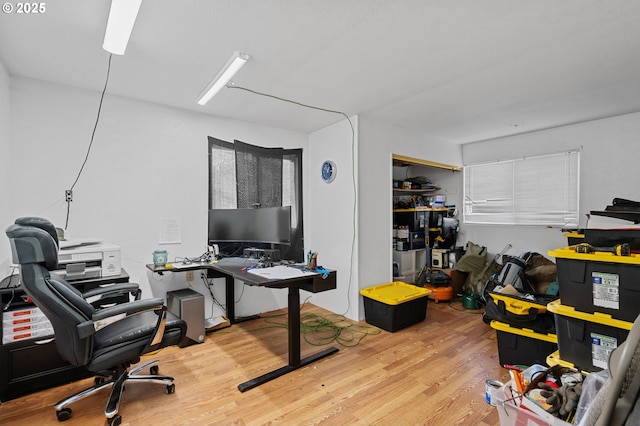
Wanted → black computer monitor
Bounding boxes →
[208,206,292,246]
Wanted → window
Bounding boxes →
[208,137,304,262]
[464,150,580,226]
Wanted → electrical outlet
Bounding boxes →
[65,190,73,202]
[186,271,194,281]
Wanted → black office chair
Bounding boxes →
[5,217,187,426]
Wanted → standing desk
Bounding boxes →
[147,260,338,391]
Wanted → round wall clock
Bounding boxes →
[321,160,337,183]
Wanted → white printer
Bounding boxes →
[56,242,121,281]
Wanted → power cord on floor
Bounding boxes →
[447,296,485,314]
[216,302,381,348]
[260,310,382,348]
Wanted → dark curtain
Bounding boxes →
[282,149,304,262]
[234,140,283,209]
[208,138,304,262]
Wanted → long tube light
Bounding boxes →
[102,0,142,55]
[196,52,250,105]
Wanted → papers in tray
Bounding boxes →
[58,238,103,249]
[247,265,317,280]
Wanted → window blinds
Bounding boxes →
[464,150,580,226]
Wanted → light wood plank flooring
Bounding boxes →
[0,299,509,425]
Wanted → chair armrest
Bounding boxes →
[82,283,141,301]
[76,298,165,338]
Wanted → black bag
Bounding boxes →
[424,270,450,287]
[482,293,556,335]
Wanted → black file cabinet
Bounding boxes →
[0,270,129,402]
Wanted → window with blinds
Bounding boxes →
[463,150,580,226]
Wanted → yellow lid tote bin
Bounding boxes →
[548,247,640,322]
[489,320,558,367]
[547,299,632,372]
[360,282,431,332]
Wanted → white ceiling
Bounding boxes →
[2,0,640,144]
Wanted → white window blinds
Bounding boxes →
[464,150,580,226]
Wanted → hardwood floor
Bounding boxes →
[0,298,509,425]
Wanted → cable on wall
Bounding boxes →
[227,84,357,318]
[64,53,113,230]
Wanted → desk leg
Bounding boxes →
[289,286,301,366]
[225,276,258,325]
[237,286,339,392]
[225,276,235,323]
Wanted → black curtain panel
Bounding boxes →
[234,140,283,209]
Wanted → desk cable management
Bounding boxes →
[197,272,237,322]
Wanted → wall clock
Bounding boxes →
[321,160,337,183]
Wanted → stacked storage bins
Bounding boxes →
[547,246,640,371]
[485,290,559,367]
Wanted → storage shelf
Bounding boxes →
[393,188,440,195]
[393,207,449,212]
[393,249,426,284]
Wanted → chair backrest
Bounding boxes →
[5,217,96,366]
[594,311,640,426]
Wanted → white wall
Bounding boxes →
[6,76,310,319]
[357,115,463,319]
[0,61,11,275]
[306,117,359,318]
[12,74,636,323]
[461,112,640,259]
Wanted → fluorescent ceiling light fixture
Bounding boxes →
[102,0,142,55]
[196,52,250,105]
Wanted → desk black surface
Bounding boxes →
[147,260,338,391]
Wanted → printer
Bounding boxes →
[55,242,121,281]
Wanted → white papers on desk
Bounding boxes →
[247,265,316,280]
[167,262,206,270]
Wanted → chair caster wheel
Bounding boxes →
[150,365,159,375]
[56,407,72,422]
[166,383,175,394]
[108,414,122,426]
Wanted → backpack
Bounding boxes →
[482,252,536,303]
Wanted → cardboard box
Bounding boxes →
[438,268,467,295]
[409,231,426,250]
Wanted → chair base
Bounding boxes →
[53,359,175,424]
